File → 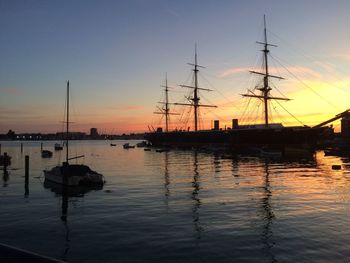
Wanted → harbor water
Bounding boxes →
[1,140,350,262]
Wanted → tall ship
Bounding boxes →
[146,17,340,150]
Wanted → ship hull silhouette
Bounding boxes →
[145,125,332,149]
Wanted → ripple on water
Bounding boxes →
[0,141,350,262]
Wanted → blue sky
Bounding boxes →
[1,0,350,133]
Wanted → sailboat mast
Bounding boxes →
[66,81,69,163]
[165,73,169,132]
[193,45,199,131]
[263,15,270,127]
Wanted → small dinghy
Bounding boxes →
[123,143,135,149]
[41,150,53,158]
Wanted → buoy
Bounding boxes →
[332,165,341,170]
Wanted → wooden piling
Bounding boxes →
[21,143,23,153]
[40,142,43,152]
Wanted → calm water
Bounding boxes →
[1,140,350,262]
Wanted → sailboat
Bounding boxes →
[44,81,104,186]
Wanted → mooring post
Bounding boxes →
[0,143,1,155]
[21,143,23,153]
[3,152,8,173]
[25,155,29,196]
[40,142,43,152]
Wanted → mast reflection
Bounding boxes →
[2,170,9,187]
[164,151,170,208]
[44,180,103,261]
[192,151,203,239]
[260,160,276,263]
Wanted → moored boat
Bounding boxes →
[44,81,104,186]
[44,163,103,186]
[123,143,135,149]
[41,150,53,158]
[54,143,63,151]
[136,141,148,147]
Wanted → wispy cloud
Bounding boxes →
[108,105,144,111]
[0,87,23,95]
[335,52,350,61]
[219,66,322,79]
[163,7,181,18]
[313,61,335,72]
[0,105,54,121]
[219,67,248,77]
[0,106,40,116]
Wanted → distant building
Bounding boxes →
[90,128,99,139]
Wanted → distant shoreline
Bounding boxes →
[0,133,146,141]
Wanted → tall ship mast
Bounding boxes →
[153,73,179,132]
[174,45,217,131]
[146,20,336,149]
[242,15,289,127]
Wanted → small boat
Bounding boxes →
[44,81,104,186]
[123,143,135,149]
[136,141,148,148]
[44,163,104,186]
[144,148,151,151]
[54,143,63,151]
[41,150,53,158]
[110,143,116,146]
[332,164,342,170]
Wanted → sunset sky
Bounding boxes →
[1,0,350,134]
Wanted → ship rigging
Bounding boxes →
[153,73,180,132]
[174,45,217,131]
[242,15,290,127]
[146,17,334,149]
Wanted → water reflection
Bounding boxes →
[260,160,276,263]
[43,180,103,261]
[213,153,220,173]
[24,175,29,197]
[2,170,9,187]
[164,151,170,203]
[192,151,203,239]
[4,140,350,262]
[232,157,239,178]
